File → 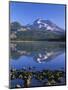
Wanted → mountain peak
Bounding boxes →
[32,18,64,32]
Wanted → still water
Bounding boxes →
[9,41,66,88]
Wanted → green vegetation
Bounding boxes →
[10,30,65,41]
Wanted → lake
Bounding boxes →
[9,41,66,88]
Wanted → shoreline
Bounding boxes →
[10,41,65,44]
[10,40,65,42]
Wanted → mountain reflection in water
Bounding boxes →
[9,41,65,88]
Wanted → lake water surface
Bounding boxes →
[9,41,66,88]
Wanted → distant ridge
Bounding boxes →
[10,18,65,41]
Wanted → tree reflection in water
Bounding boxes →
[10,41,65,63]
[10,41,65,88]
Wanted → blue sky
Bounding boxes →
[10,2,66,29]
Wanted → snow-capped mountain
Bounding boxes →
[10,18,65,41]
[32,18,64,33]
[10,18,65,33]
